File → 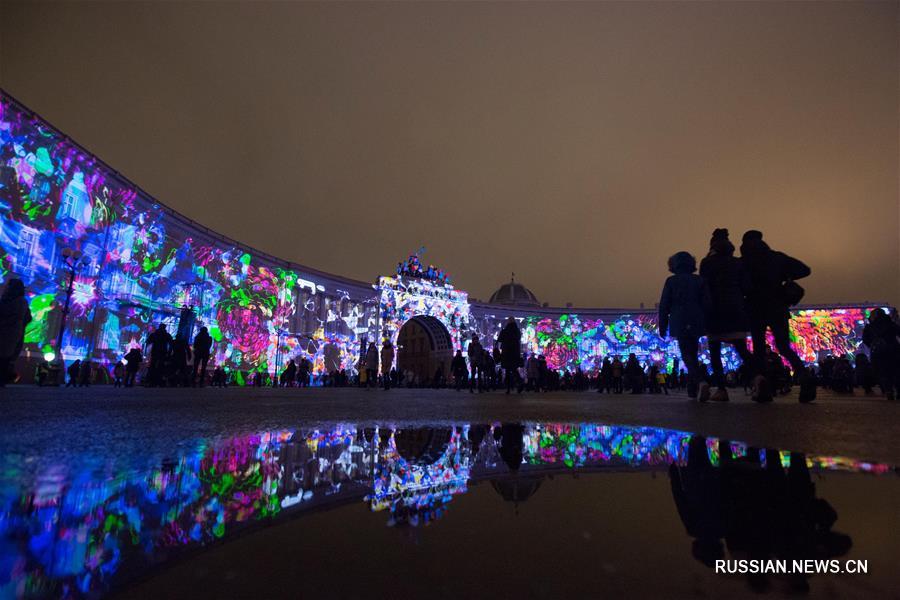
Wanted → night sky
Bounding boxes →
[1,1,897,307]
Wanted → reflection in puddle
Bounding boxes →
[0,423,895,598]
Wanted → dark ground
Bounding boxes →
[1,385,897,466]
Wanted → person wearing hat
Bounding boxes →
[658,251,710,400]
[699,228,754,402]
[740,230,814,402]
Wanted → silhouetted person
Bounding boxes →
[659,251,708,400]
[671,436,852,592]
[498,318,522,394]
[862,308,900,400]
[598,357,612,393]
[380,340,394,390]
[112,361,124,387]
[66,359,81,387]
[0,278,31,386]
[282,359,297,386]
[78,359,92,387]
[365,342,378,389]
[669,436,726,567]
[467,334,484,392]
[171,335,192,386]
[495,423,526,472]
[297,357,311,387]
[212,365,226,387]
[451,349,467,391]
[740,230,814,402]
[192,326,213,386]
[124,347,142,387]
[700,228,755,402]
[624,353,643,394]
[611,357,624,393]
[146,324,173,387]
[482,352,496,389]
[526,353,541,392]
[854,353,875,394]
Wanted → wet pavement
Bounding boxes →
[0,386,898,599]
[2,385,899,465]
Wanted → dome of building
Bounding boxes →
[488,277,541,307]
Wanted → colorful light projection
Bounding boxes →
[378,275,471,351]
[0,422,892,597]
[471,307,882,374]
[0,92,378,377]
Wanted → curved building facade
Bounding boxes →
[0,90,886,382]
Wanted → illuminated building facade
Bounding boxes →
[0,89,887,381]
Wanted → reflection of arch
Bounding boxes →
[397,315,453,384]
[491,477,543,506]
[394,428,453,465]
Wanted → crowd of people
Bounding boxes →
[657,228,900,402]
[0,227,899,399]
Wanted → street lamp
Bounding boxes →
[54,248,89,378]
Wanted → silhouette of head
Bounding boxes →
[2,278,25,300]
[667,251,696,274]
[742,229,764,243]
[709,228,734,256]
[200,326,208,333]
[159,324,166,331]
[869,308,887,323]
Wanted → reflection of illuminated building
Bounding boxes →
[0,421,892,597]
[0,90,890,380]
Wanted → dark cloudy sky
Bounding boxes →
[1,1,897,307]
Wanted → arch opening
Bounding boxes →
[396,315,453,386]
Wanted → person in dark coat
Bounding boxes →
[145,324,173,387]
[380,341,394,390]
[659,251,709,400]
[853,353,875,395]
[862,308,900,400]
[192,326,213,386]
[170,335,192,386]
[78,359,92,387]
[124,347,142,387]
[700,229,755,402]
[0,278,31,386]
[364,342,379,389]
[282,359,297,386]
[66,359,81,387]
[297,357,311,387]
[467,335,484,393]
[624,353,644,394]
[740,230,814,403]
[451,349,468,391]
[498,318,523,394]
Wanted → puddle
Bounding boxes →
[1,423,896,599]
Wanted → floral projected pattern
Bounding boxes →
[0,90,886,380]
[473,307,882,372]
[0,422,892,598]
